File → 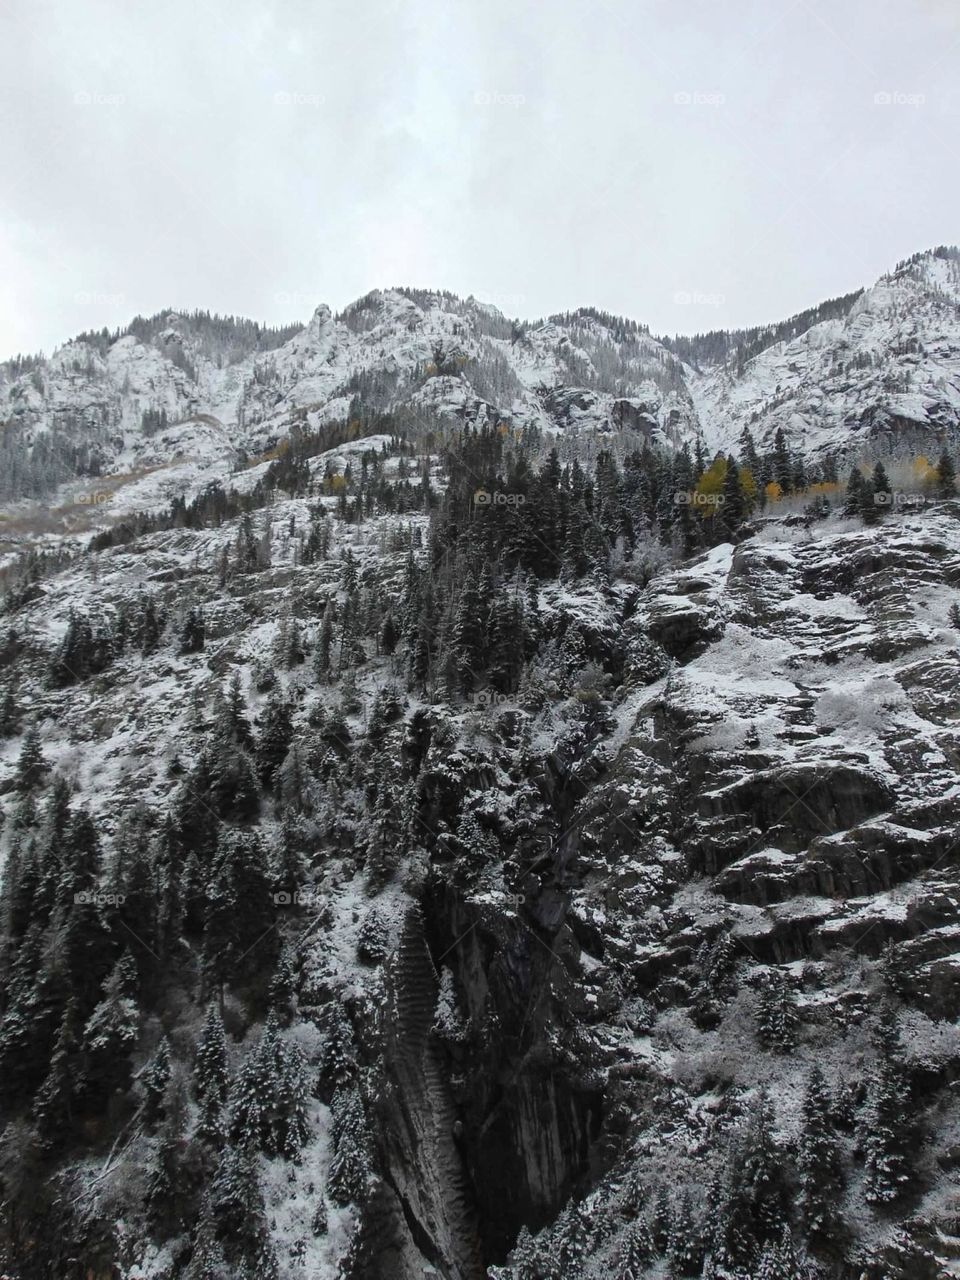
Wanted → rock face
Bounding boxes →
[408,502,960,1275]
[344,502,960,1275]
[365,911,484,1280]
[3,248,960,528]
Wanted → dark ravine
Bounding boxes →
[422,887,604,1268]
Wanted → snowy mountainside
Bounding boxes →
[0,291,694,523]
[3,249,960,535]
[688,247,960,465]
[1,402,960,1277]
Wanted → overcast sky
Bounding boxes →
[1,0,957,358]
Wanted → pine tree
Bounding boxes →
[756,970,799,1052]
[651,1184,671,1253]
[937,449,957,498]
[256,691,294,787]
[311,1194,328,1237]
[872,461,892,515]
[223,671,254,749]
[863,1006,913,1204]
[667,1188,701,1277]
[314,600,336,682]
[844,466,864,518]
[178,606,205,654]
[268,947,296,1022]
[720,455,747,536]
[15,727,48,791]
[451,570,484,693]
[551,1199,587,1278]
[0,677,21,738]
[798,1064,844,1241]
[202,830,277,994]
[327,1086,371,1206]
[618,1218,654,1276]
[230,1016,309,1159]
[708,1091,789,1271]
[143,1035,172,1126]
[755,1224,805,1280]
[772,429,793,494]
[691,931,737,1027]
[80,955,142,1107]
[378,610,399,656]
[509,1223,540,1280]
[207,738,260,820]
[317,1003,357,1102]
[860,470,879,524]
[208,1143,277,1275]
[454,808,499,887]
[32,996,83,1144]
[195,1003,229,1141]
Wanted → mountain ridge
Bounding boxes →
[1,246,959,521]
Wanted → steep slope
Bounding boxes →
[689,247,960,464]
[3,249,960,541]
[0,410,959,1276]
[0,290,695,526]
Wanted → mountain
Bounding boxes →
[685,246,960,465]
[0,252,960,1279]
[2,246,958,538]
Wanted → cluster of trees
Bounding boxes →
[0,427,97,503]
[122,310,303,367]
[499,1008,922,1279]
[661,288,864,372]
[50,595,168,685]
[844,453,956,523]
